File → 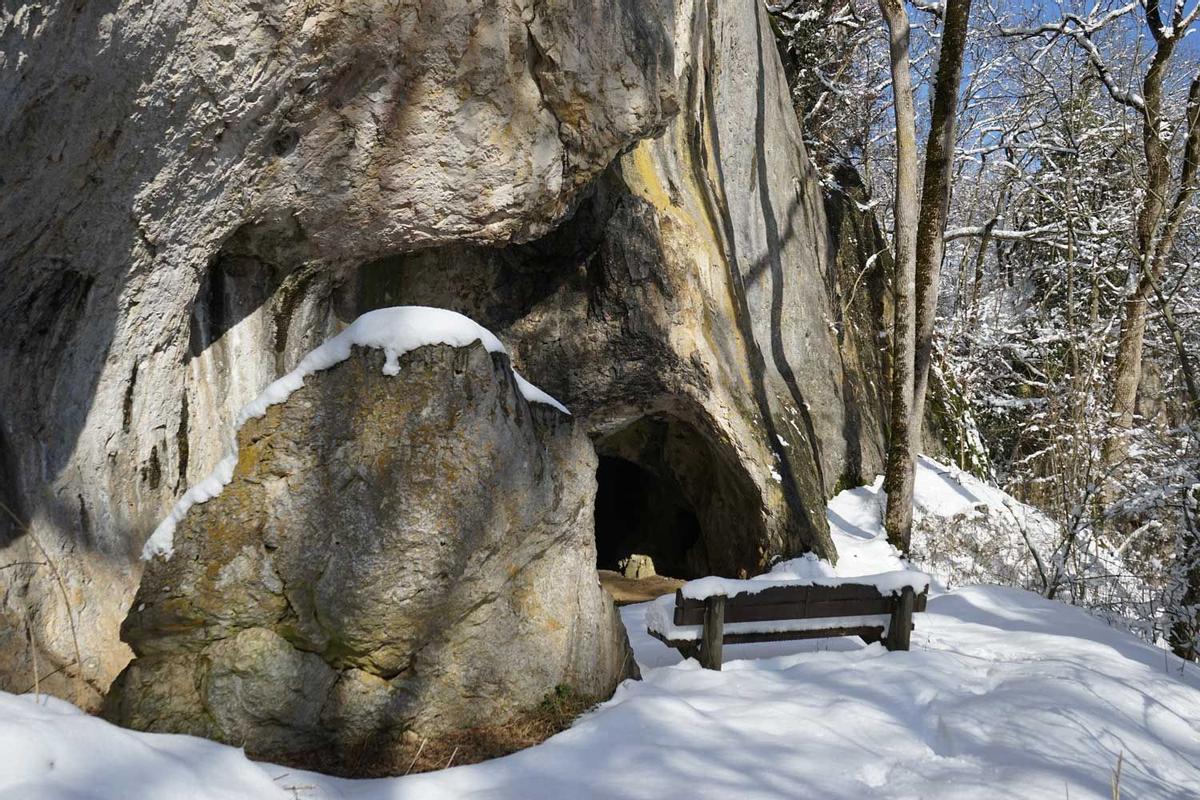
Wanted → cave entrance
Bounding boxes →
[594,454,704,579]
[593,413,760,581]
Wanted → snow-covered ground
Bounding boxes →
[4,458,1199,799]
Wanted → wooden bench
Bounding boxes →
[647,580,929,670]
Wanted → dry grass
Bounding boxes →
[274,684,598,779]
[0,501,88,706]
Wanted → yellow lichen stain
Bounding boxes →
[623,129,727,281]
[508,582,562,633]
[623,127,745,388]
[235,442,260,476]
[625,142,674,212]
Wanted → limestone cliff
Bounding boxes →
[351,0,892,578]
[0,0,892,705]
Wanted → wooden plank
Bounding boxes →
[699,595,725,670]
[675,582,886,613]
[675,585,930,625]
[673,588,686,622]
[674,596,896,626]
[885,586,915,651]
[649,625,888,650]
[674,583,886,624]
[719,626,886,646]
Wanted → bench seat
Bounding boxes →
[646,572,929,669]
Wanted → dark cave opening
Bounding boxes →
[592,413,763,581]
[593,454,704,580]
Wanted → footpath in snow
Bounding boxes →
[3,458,1200,799]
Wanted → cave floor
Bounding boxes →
[597,569,685,606]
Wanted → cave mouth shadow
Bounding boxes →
[593,454,704,579]
[591,412,764,581]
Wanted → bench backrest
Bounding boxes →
[673,582,928,626]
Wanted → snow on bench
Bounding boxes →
[678,570,931,600]
[646,570,930,669]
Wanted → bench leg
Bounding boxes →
[885,586,915,651]
[699,595,725,670]
[675,643,700,661]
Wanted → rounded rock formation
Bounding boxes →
[103,340,635,768]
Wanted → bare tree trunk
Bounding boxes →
[1172,487,1200,662]
[1151,74,1200,418]
[1106,5,1190,463]
[882,0,973,552]
[1154,282,1200,417]
[1133,72,1200,421]
[880,0,919,551]
[912,0,975,446]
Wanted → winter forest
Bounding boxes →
[774,0,1200,659]
[2,0,1200,797]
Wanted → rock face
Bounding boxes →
[0,0,676,704]
[370,0,893,578]
[0,0,893,706]
[621,555,657,580]
[104,342,633,763]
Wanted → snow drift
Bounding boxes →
[3,457,1199,798]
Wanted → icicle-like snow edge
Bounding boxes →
[143,306,569,559]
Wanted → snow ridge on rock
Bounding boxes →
[143,306,568,559]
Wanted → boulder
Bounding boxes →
[103,338,634,766]
[620,554,657,580]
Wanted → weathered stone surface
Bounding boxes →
[823,163,896,486]
[360,0,895,577]
[203,628,339,753]
[1,0,894,703]
[104,343,634,764]
[621,555,657,580]
[0,0,676,703]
